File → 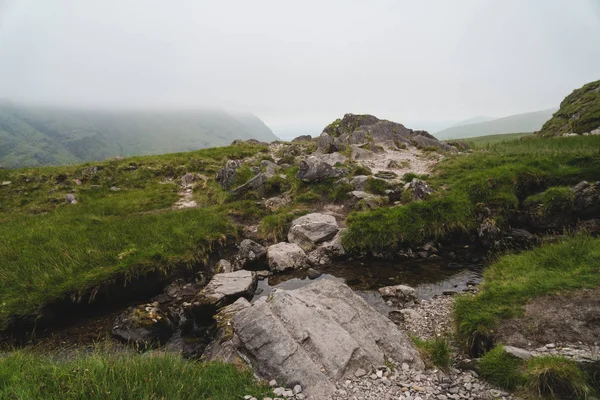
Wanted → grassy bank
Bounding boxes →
[0,351,270,399]
[454,235,600,346]
[0,143,268,328]
[343,135,600,253]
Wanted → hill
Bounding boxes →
[537,79,600,136]
[445,115,495,129]
[435,108,556,140]
[0,103,278,168]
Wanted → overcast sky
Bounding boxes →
[1,0,599,137]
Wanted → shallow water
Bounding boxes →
[254,258,482,314]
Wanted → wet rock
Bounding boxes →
[267,242,309,272]
[306,268,322,279]
[296,156,348,182]
[292,134,312,142]
[378,285,417,304]
[215,259,234,274]
[112,303,174,346]
[194,270,257,310]
[230,172,267,197]
[207,279,423,399]
[215,159,241,189]
[404,178,433,200]
[234,239,267,270]
[65,193,77,204]
[287,213,339,252]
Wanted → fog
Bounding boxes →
[1,0,599,138]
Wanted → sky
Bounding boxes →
[1,0,599,138]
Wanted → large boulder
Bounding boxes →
[287,213,339,252]
[206,279,424,399]
[233,239,267,270]
[296,156,348,182]
[267,242,309,272]
[215,159,241,189]
[193,270,257,310]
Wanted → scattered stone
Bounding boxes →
[267,242,309,272]
[306,268,322,279]
[404,179,433,201]
[215,159,241,189]
[287,213,339,252]
[65,193,77,204]
[193,270,257,310]
[378,285,417,304]
[110,186,121,191]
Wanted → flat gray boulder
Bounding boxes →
[207,279,423,399]
[296,156,348,182]
[194,270,257,309]
[267,242,309,272]
[287,213,339,252]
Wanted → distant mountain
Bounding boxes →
[435,108,557,140]
[538,80,600,136]
[445,116,496,129]
[0,103,278,168]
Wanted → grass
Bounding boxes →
[525,356,591,399]
[258,207,308,242]
[478,345,526,390]
[343,135,600,253]
[411,336,451,370]
[462,132,534,148]
[454,235,600,348]
[0,350,271,400]
[0,143,268,328]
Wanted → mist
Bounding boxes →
[1,0,599,138]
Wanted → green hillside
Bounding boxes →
[0,103,277,168]
[435,108,556,140]
[538,79,600,136]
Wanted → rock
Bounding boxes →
[350,175,369,190]
[374,171,398,180]
[404,179,434,201]
[317,132,335,153]
[510,228,533,239]
[112,303,174,346]
[412,134,451,150]
[264,195,291,211]
[180,172,199,187]
[572,181,600,213]
[260,160,279,178]
[387,160,402,168]
[72,179,82,185]
[207,279,423,399]
[215,159,241,189]
[267,242,309,272]
[296,156,348,182]
[193,270,257,310]
[503,345,534,360]
[378,285,417,304]
[65,193,78,204]
[110,186,121,191]
[292,135,312,142]
[1,181,11,186]
[234,239,267,269]
[355,368,367,377]
[230,172,267,197]
[215,259,234,274]
[306,268,322,279]
[287,213,339,252]
[293,385,302,394]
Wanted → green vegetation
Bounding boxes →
[411,336,451,370]
[523,186,574,216]
[478,346,525,390]
[538,79,600,136]
[343,135,600,253]
[454,235,600,347]
[352,164,372,176]
[0,143,269,328]
[0,103,277,168]
[258,208,308,242]
[463,131,534,148]
[525,356,591,399]
[364,177,388,195]
[0,351,270,399]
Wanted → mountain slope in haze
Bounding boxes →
[435,108,557,140]
[538,79,600,137]
[446,115,495,129]
[0,103,278,168]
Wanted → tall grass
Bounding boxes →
[0,351,270,399]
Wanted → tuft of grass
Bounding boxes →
[411,336,451,370]
[258,208,308,242]
[524,186,575,215]
[478,345,525,390]
[328,181,354,203]
[0,350,271,399]
[454,235,600,348]
[352,165,372,176]
[365,177,389,195]
[525,356,590,399]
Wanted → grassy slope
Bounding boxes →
[0,143,269,328]
[0,351,270,399]
[0,103,278,168]
[454,235,600,345]
[538,79,600,136]
[343,135,600,253]
[461,131,533,148]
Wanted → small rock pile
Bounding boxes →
[244,382,306,400]
[331,364,515,400]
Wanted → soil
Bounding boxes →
[495,287,600,348]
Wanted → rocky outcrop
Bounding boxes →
[287,213,339,252]
[296,156,348,182]
[206,279,424,399]
[215,159,241,189]
[230,172,267,197]
[267,242,309,272]
[404,178,434,201]
[233,239,267,270]
[412,134,452,151]
[292,134,313,142]
[193,270,257,310]
[112,303,174,346]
